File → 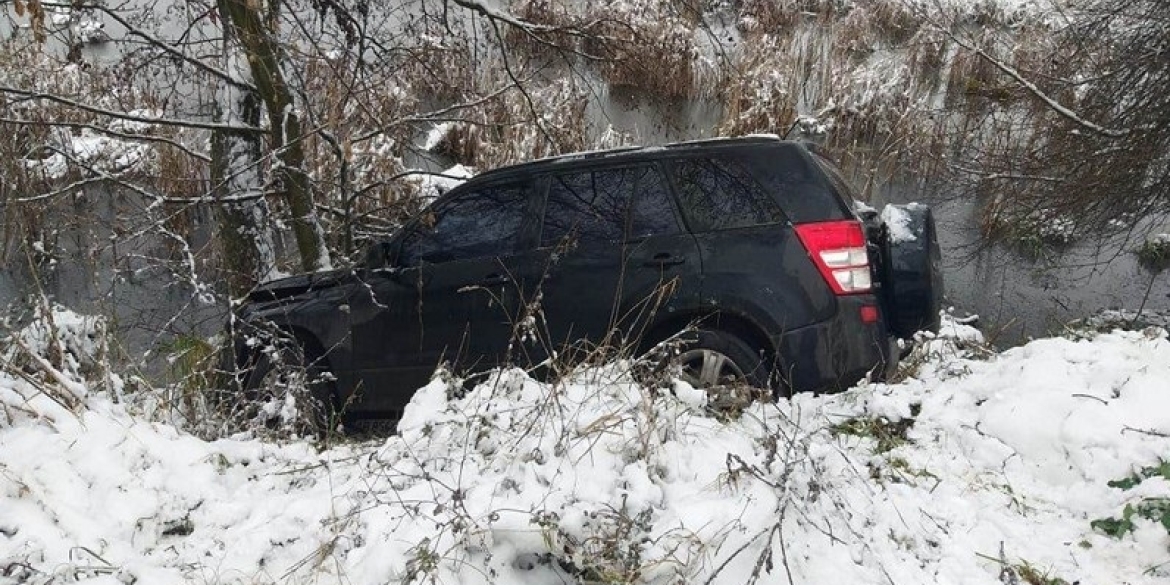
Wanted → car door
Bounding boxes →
[524,163,701,360]
[347,181,536,413]
[616,163,703,345]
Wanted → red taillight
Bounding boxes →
[794,220,873,295]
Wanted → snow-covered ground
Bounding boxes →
[1,314,1168,585]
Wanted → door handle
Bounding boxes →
[477,273,511,287]
[643,253,686,267]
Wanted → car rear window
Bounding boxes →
[541,169,629,248]
[541,164,681,248]
[739,145,852,223]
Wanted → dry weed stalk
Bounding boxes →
[583,1,702,100]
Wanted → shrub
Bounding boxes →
[1136,235,1170,272]
[1092,461,1170,538]
[582,0,705,100]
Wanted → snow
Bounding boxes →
[24,129,151,181]
[881,203,919,243]
[412,164,475,203]
[422,122,453,152]
[107,109,162,134]
[1024,208,1076,244]
[2,312,1169,585]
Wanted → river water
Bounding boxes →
[875,181,1170,346]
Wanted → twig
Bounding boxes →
[1122,426,1170,438]
[0,86,266,134]
[927,24,1126,139]
[702,524,774,585]
[11,338,86,411]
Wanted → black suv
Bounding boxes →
[229,137,943,424]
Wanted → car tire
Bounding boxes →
[880,203,944,338]
[641,328,772,410]
[243,337,339,436]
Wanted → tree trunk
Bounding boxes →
[218,0,331,273]
[212,26,277,296]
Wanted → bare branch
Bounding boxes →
[0,86,266,134]
[447,0,551,32]
[15,176,108,203]
[0,117,211,162]
[933,25,1128,139]
[70,2,257,92]
[949,164,1065,183]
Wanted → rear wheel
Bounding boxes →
[880,204,944,338]
[645,329,771,411]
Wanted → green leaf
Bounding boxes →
[1106,460,1170,490]
[1090,515,1133,537]
[1107,475,1142,490]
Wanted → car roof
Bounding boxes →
[465,135,810,185]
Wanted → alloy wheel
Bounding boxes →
[677,348,746,388]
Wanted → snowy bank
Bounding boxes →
[1,317,1168,584]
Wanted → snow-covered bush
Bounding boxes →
[1136,234,1170,272]
[1068,309,1170,339]
[5,301,113,381]
[504,0,583,53]
[427,77,589,170]
[890,311,989,382]
[0,302,118,424]
[583,0,707,100]
[980,198,1078,253]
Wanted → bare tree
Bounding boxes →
[217,0,331,274]
[0,0,601,297]
[937,0,1170,244]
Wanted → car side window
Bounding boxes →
[628,165,681,239]
[541,169,629,249]
[399,183,529,265]
[671,156,786,232]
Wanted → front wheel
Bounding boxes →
[243,338,340,436]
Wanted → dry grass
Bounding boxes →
[150,135,208,199]
[394,18,478,104]
[433,76,589,170]
[718,34,797,137]
[504,0,582,54]
[582,1,702,100]
[295,52,422,252]
[857,0,920,47]
[736,0,846,33]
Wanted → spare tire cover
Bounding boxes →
[880,204,943,337]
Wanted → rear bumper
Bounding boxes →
[772,295,897,394]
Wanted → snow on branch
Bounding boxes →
[447,0,553,32]
[0,86,267,134]
[0,117,212,163]
[935,25,1128,140]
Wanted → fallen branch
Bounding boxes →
[10,337,86,412]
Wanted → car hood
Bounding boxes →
[247,269,355,302]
